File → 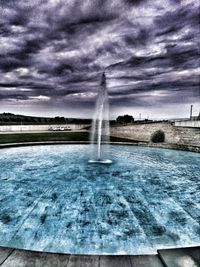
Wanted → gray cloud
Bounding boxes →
[0,0,199,118]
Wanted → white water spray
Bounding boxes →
[89,72,112,164]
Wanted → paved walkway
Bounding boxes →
[0,246,199,267]
[0,130,87,134]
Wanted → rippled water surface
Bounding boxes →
[0,145,199,254]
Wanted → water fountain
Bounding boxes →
[88,72,112,164]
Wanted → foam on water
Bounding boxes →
[88,159,112,164]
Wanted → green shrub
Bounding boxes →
[151,130,165,143]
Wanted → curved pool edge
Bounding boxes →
[0,245,199,267]
[0,140,199,153]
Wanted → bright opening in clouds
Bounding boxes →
[0,0,199,119]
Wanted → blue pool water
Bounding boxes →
[0,145,199,255]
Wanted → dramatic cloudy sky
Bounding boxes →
[0,0,199,119]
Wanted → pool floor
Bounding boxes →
[0,145,199,254]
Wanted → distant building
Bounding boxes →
[191,114,200,121]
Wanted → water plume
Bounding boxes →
[89,72,112,164]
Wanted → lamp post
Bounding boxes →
[190,105,193,120]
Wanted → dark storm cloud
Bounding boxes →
[125,0,147,5]
[0,0,199,117]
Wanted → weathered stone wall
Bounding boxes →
[175,120,200,128]
[111,122,200,147]
[176,127,200,147]
[0,124,89,132]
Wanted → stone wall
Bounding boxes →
[111,122,200,148]
[175,120,200,128]
[0,124,89,132]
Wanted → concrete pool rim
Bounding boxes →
[0,141,199,153]
[0,245,200,267]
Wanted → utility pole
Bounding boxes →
[190,105,193,120]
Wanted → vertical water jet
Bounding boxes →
[89,72,112,164]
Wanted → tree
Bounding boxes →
[54,116,66,124]
[151,130,165,143]
[116,114,134,124]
